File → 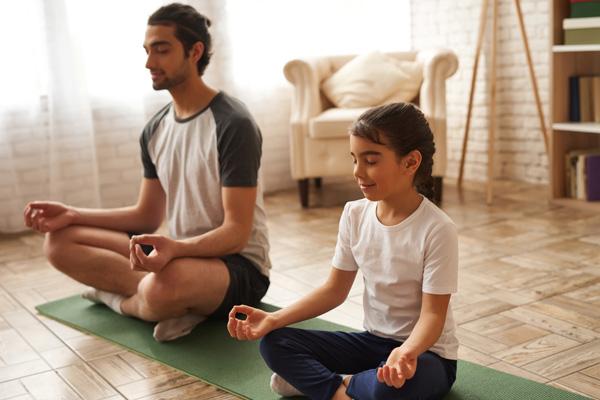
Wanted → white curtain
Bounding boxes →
[0,0,410,233]
[0,0,164,233]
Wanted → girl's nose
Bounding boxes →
[353,164,364,180]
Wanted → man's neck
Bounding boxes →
[169,75,218,119]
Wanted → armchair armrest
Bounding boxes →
[416,49,459,118]
[283,58,331,125]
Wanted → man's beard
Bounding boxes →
[152,66,188,90]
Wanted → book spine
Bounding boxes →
[580,76,593,122]
[570,153,579,198]
[564,28,600,44]
[577,154,587,200]
[563,16,600,29]
[593,76,600,123]
[570,76,581,122]
[571,2,600,18]
[586,156,600,201]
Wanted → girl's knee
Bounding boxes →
[371,382,403,400]
[259,328,294,367]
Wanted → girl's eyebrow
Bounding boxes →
[350,150,382,157]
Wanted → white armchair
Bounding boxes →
[283,49,458,207]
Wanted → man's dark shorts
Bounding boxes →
[127,233,269,319]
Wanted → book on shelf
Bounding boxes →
[577,153,586,199]
[565,148,600,201]
[570,1,600,19]
[564,27,600,44]
[580,76,593,122]
[564,12,600,44]
[570,76,580,122]
[586,154,600,200]
[569,75,599,122]
[563,16,600,29]
[594,76,600,122]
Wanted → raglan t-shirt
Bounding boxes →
[139,91,271,276]
[332,196,459,359]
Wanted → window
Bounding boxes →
[225,0,411,88]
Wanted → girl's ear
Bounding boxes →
[403,150,422,175]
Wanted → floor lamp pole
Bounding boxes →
[458,0,549,205]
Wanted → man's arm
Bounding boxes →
[25,178,166,234]
[73,178,166,233]
[172,186,256,258]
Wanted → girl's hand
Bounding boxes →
[129,234,178,273]
[24,201,77,233]
[377,348,417,389]
[227,305,277,341]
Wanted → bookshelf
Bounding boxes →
[550,0,600,211]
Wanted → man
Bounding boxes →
[23,3,270,342]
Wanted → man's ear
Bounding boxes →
[190,41,204,63]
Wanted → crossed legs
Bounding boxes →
[44,226,230,326]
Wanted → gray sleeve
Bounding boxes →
[140,129,158,179]
[139,103,170,179]
[217,117,262,187]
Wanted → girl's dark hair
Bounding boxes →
[148,3,213,76]
[349,102,436,201]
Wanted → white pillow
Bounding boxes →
[321,51,423,108]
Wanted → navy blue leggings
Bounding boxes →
[260,328,456,400]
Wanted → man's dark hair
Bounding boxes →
[148,3,213,76]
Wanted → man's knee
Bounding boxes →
[136,270,182,318]
[43,226,79,269]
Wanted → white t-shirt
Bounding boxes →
[140,92,271,277]
[332,196,459,360]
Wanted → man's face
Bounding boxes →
[143,25,197,90]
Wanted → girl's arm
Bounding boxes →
[228,267,357,340]
[397,293,450,356]
[272,267,357,327]
[378,293,451,388]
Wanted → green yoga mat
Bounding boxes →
[37,296,589,400]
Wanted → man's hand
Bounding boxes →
[129,234,179,273]
[377,347,418,389]
[227,305,278,341]
[23,201,77,233]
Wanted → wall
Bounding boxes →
[411,0,550,183]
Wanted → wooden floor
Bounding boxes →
[0,179,599,399]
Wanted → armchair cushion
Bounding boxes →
[309,107,369,139]
[321,51,423,108]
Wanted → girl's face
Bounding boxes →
[350,134,420,202]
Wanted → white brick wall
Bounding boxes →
[411,0,550,183]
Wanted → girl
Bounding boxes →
[228,103,458,400]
